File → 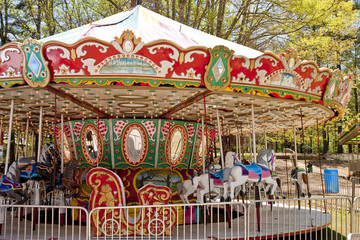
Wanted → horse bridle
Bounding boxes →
[45,145,55,164]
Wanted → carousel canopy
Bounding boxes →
[0,5,352,134]
[41,6,262,58]
[339,119,360,145]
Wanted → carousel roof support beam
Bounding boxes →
[216,109,225,169]
[158,90,212,119]
[61,114,64,173]
[5,99,14,174]
[24,118,29,157]
[45,85,111,118]
[240,125,244,162]
[15,131,19,160]
[251,104,257,163]
[31,131,34,157]
[264,128,267,149]
[249,134,252,162]
[234,104,311,118]
[236,127,239,157]
[202,116,206,173]
[37,106,43,162]
[293,125,298,166]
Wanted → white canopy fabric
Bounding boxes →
[41,5,262,58]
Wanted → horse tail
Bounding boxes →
[176,182,183,195]
[228,174,234,182]
[276,177,281,188]
[302,173,308,185]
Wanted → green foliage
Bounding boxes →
[1,0,360,153]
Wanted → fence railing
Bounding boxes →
[0,204,89,240]
[0,196,357,240]
[278,173,360,199]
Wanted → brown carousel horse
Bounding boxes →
[290,155,310,197]
[57,160,80,198]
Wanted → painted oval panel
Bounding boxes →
[81,123,103,166]
[196,134,207,168]
[165,125,187,166]
[57,127,73,163]
[122,123,148,166]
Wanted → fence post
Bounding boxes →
[351,178,356,233]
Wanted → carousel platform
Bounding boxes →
[0,203,331,240]
[175,203,331,240]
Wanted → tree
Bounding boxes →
[0,0,10,45]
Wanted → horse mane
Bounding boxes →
[256,148,269,166]
[39,143,54,166]
[6,161,21,183]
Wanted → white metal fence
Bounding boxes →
[278,174,360,199]
[0,196,357,240]
[0,204,89,240]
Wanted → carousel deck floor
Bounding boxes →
[0,204,331,239]
[174,203,331,240]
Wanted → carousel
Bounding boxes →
[0,5,351,239]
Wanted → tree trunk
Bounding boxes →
[166,0,170,17]
[35,133,39,161]
[0,0,9,45]
[172,0,176,20]
[154,0,160,12]
[185,0,192,25]
[9,132,15,165]
[216,0,226,37]
[131,0,137,8]
[337,121,343,153]
[179,0,186,23]
[322,125,328,154]
[354,80,359,115]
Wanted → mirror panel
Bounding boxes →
[81,124,103,165]
[122,123,147,166]
[165,125,187,166]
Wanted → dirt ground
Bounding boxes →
[275,157,349,178]
[273,155,351,196]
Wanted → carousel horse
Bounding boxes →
[17,143,55,188]
[194,152,239,203]
[228,149,278,200]
[256,149,285,199]
[0,161,29,205]
[23,180,48,205]
[177,176,202,204]
[17,143,55,205]
[177,153,236,204]
[290,154,309,197]
[57,160,80,198]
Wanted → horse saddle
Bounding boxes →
[291,168,306,179]
[0,175,22,192]
[235,162,263,175]
[20,163,37,179]
[17,157,35,169]
[207,168,232,184]
[208,169,223,179]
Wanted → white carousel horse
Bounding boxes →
[177,176,201,204]
[256,149,285,198]
[177,152,237,204]
[228,149,278,200]
[290,154,309,197]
